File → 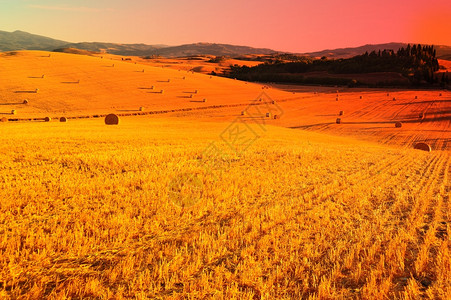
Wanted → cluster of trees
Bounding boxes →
[227,44,446,87]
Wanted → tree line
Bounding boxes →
[226,44,448,87]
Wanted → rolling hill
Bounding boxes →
[0,30,276,57]
[0,30,67,52]
[0,49,449,299]
[149,42,276,57]
[0,50,449,150]
[2,30,451,60]
[303,42,451,60]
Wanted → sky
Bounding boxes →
[0,0,450,53]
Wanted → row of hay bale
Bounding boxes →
[0,116,67,122]
[241,111,279,119]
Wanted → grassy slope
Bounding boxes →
[1,51,449,151]
[0,51,288,117]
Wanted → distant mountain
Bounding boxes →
[1,30,450,61]
[0,30,276,57]
[61,42,167,56]
[303,43,451,61]
[0,30,67,51]
[150,42,276,57]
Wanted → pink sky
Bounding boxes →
[1,0,450,52]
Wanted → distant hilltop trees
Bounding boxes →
[228,44,448,87]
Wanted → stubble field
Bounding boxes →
[0,51,449,299]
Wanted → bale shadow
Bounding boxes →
[0,102,23,106]
[157,80,170,83]
[61,81,79,84]
[138,87,155,90]
[28,76,44,79]
[116,109,140,112]
[148,91,163,94]
[14,91,37,93]
[290,122,336,129]
[393,100,451,105]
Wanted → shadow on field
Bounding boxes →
[290,122,335,129]
[0,102,23,106]
[394,100,451,105]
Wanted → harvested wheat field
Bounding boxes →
[0,51,450,299]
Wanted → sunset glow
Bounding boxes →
[0,0,450,52]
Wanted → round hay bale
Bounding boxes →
[35,88,39,93]
[387,93,390,96]
[11,110,17,115]
[415,96,418,99]
[23,99,29,104]
[44,117,51,122]
[160,90,164,94]
[1,117,8,122]
[266,112,271,118]
[336,118,341,124]
[105,114,120,125]
[336,97,339,101]
[139,107,144,111]
[273,115,279,119]
[151,85,154,89]
[194,90,198,94]
[414,142,431,152]
[393,97,396,101]
[419,112,424,119]
[360,96,362,99]
[439,93,442,96]
[271,100,275,104]
[241,111,246,116]
[60,117,67,122]
[202,98,207,103]
[395,122,402,128]
[42,75,45,78]
[339,111,344,116]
